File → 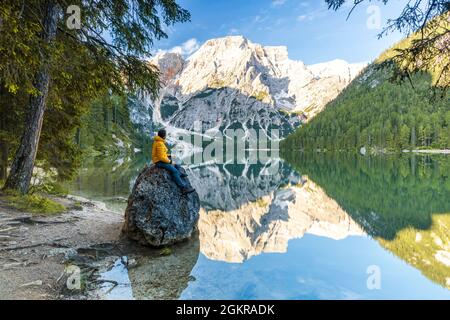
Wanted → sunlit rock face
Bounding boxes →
[132,36,366,135]
[128,235,200,300]
[198,178,365,263]
[165,36,366,116]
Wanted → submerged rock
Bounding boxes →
[122,165,200,246]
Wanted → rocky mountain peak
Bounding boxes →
[203,35,249,48]
[149,52,185,86]
[149,36,366,114]
[309,59,367,81]
[134,36,367,138]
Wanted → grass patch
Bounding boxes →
[1,190,66,216]
[159,247,173,256]
[31,181,69,197]
[209,78,226,89]
[253,90,269,102]
[72,201,84,211]
[255,197,268,208]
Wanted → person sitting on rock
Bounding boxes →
[152,129,195,195]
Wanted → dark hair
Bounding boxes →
[157,129,166,139]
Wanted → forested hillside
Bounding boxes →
[77,93,151,157]
[0,89,150,184]
[281,28,450,152]
[282,151,450,289]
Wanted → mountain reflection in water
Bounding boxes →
[67,153,450,299]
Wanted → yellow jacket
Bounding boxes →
[152,135,171,164]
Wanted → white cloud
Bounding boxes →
[252,14,270,25]
[299,1,309,7]
[297,3,328,23]
[228,28,240,35]
[157,38,201,57]
[275,18,285,26]
[272,0,286,7]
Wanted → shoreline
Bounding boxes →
[403,149,450,155]
[0,193,197,300]
[0,194,125,299]
[281,148,450,155]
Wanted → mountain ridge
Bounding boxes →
[151,36,367,118]
[131,36,366,138]
[281,43,450,151]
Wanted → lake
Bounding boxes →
[66,152,450,299]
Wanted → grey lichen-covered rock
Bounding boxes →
[123,165,200,246]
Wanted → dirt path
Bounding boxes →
[0,195,124,299]
[0,195,200,300]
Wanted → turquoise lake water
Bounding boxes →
[67,152,450,299]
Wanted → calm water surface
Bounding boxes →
[67,152,450,299]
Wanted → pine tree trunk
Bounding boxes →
[411,126,416,147]
[0,87,7,182]
[76,128,81,147]
[3,2,58,194]
[0,140,8,181]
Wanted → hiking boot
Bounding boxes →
[181,187,195,194]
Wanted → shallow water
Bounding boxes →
[98,257,134,300]
[67,152,450,299]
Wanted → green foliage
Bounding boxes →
[30,181,69,197]
[160,247,173,256]
[77,92,150,156]
[282,12,450,152]
[282,151,450,288]
[0,1,190,98]
[379,214,450,290]
[1,191,66,215]
[0,0,189,192]
[72,201,84,211]
[253,90,269,102]
[283,152,450,240]
[326,2,450,91]
[282,67,450,152]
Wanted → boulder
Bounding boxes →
[123,165,200,246]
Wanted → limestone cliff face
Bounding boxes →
[131,36,366,136]
[156,37,365,114]
[198,178,364,263]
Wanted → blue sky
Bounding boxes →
[155,0,411,64]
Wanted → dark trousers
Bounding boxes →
[155,162,187,189]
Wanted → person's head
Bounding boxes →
[157,129,166,139]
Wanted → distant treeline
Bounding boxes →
[77,93,151,156]
[282,151,450,240]
[282,68,450,152]
[0,89,149,182]
[282,151,450,289]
